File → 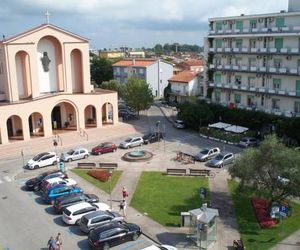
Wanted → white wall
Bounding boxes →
[37,38,58,93]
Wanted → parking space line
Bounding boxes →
[3,176,12,182]
[66,228,74,236]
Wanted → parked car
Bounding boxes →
[91,142,117,155]
[119,137,144,149]
[40,177,77,194]
[143,132,164,144]
[173,120,185,129]
[25,170,61,191]
[34,172,67,191]
[88,222,142,249]
[62,202,110,225]
[195,147,220,161]
[79,210,124,233]
[60,148,89,162]
[25,152,58,170]
[118,109,136,120]
[207,152,235,168]
[142,245,178,250]
[43,185,83,204]
[53,193,99,214]
[238,137,260,148]
[118,103,135,113]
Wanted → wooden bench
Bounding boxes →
[189,168,211,177]
[99,163,118,169]
[166,168,187,176]
[76,162,96,169]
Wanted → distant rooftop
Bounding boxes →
[112,59,157,67]
[168,70,198,83]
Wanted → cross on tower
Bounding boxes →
[45,10,51,24]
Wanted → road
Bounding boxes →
[0,105,243,250]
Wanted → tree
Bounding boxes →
[90,57,113,86]
[154,44,163,55]
[100,80,125,99]
[229,135,300,201]
[163,82,171,101]
[123,78,153,116]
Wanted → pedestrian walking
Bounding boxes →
[119,199,127,218]
[47,236,57,250]
[55,233,62,250]
[122,186,128,199]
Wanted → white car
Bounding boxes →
[60,148,89,162]
[173,120,185,129]
[41,177,77,193]
[26,152,58,170]
[142,245,178,250]
[62,202,110,225]
[195,147,220,161]
[119,137,144,149]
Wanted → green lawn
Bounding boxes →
[229,180,300,250]
[130,171,209,227]
[71,169,123,194]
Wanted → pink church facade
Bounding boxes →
[0,24,118,144]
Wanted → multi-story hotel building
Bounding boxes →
[205,0,300,117]
[0,22,118,145]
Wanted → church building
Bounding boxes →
[0,20,118,145]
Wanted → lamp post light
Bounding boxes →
[108,169,113,210]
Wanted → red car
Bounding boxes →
[92,142,117,155]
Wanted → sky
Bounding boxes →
[0,0,288,49]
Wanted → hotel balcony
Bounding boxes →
[209,63,300,76]
[209,46,300,56]
[208,81,299,97]
[209,25,300,36]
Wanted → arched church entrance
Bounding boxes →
[71,49,83,93]
[84,105,97,129]
[37,36,64,94]
[6,115,24,141]
[15,51,32,100]
[102,102,114,125]
[28,112,44,138]
[51,102,77,131]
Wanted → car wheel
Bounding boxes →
[139,143,143,146]
[103,242,110,250]
[219,164,223,169]
[84,154,88,159]
[112,148,116,152]
[132,232,139,241]
[68,158,72,162]
[34,165,39,170]
[53,161,57,166]
[97,152,101,155]
[146,141,150,145]
[75,219,80,225]
[126,145,130,149]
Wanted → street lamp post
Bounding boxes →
[108,169,113,210]
[156,120,161,149]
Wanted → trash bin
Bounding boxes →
[199,187,206,199]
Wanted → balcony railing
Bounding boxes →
[209,25,300,35]
[209,64,300,76]
[208,81,299,97]
[209,47,300,55]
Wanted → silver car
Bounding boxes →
[208,152,235,168]
[61,148,89,162]
[79,210,124,233]
[238,137,260,148]
[195,147,220,161]
[119,137,144,149]
[173,120,185,129]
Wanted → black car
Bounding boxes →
[143,132,164,144]
[88,222,141,250]
[25,170,61,191]
[53,193,99,213]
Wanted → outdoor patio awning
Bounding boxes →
[208,122,231,129]
[224,125,248,134]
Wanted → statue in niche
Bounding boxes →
[41,52,51,72]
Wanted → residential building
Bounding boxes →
[128,51,145,58]
[0,23,118,145]
[112,59,173,97]
[177,59,204,73]
[205,0,300,117]
[99,50,125,59]
[168,70,204,103]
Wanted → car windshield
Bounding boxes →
[124,138,132,142]
[97,143,105,148]
[215,154,224,160]
[177,121,184,124]
[32,153,47,161]
[241,139,248,142]
[67,150,75,155]
[200,149,209,154]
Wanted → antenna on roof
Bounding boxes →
[44,10,51,24]
[2,35,5,41]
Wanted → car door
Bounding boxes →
[131,138,138,147]
[73,150,80,160]
[79,150,86,159]
[112,229,128,246]
[224,154,233,165]
[39,155,50,167]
